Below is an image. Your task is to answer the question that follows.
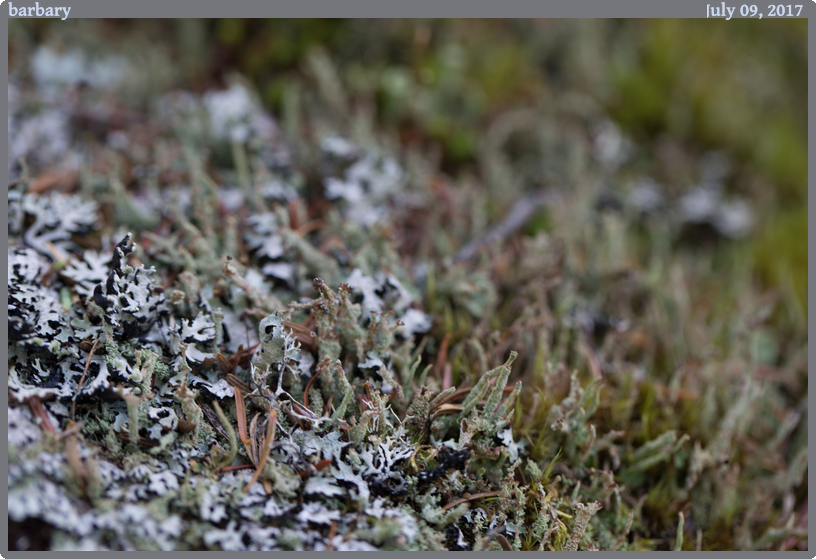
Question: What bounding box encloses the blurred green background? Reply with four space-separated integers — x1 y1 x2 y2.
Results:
9 18 807 308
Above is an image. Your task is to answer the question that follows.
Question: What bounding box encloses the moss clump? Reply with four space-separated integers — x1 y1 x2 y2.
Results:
8 21 806 551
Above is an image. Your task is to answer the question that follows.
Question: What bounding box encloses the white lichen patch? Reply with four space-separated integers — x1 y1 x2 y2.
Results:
322 138 405 226
7 67 531 553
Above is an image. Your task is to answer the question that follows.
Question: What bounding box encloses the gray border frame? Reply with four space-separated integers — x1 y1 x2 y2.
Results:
2 0 816 18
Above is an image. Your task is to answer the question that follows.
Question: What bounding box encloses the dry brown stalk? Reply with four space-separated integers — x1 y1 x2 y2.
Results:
233 386 255 462
242 409 278 494
442 491 502 511
72 338 100 422
29 397 57 435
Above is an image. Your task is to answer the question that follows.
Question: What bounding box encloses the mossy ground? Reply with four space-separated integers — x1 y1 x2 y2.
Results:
7 20 807 551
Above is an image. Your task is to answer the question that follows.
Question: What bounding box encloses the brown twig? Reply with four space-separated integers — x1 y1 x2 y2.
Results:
213 343 259 376
494 534 514 551
249 412 261 466
225 373 252 394
234 386 255 462
442 364 453 392
57 421 85 440
612 509 635 551
296 219 325 236
116 431 160 448
432 385 515 414
215 352 233 375
28 169 79 195
45 241 69 265
283 319 316 351
442 491 502 511
200 402 231 441
431 403 465 416
298 459 333 479
436 332 452 390
326 520 337 551
303 371 319 410
29 397 57 435
72 338 99 422
317 236 352 263
436 386 473 407
454 188 554 263
64 420 86 499
323 393 335 417
220 464 255 473
243 409 277 494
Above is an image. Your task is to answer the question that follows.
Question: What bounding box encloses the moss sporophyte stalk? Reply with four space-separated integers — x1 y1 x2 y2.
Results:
7 23 807 551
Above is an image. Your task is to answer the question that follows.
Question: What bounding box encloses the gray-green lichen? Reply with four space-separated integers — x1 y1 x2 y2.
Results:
7 92 545 550
8 28 806 552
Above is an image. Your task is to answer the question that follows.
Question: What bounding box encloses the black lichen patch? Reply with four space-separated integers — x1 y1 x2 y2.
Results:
9 518 55 551
416 447 471 487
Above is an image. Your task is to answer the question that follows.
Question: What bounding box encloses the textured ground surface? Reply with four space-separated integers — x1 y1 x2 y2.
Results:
7 20 807 551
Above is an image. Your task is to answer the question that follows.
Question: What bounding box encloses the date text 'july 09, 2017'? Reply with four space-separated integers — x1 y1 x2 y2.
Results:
707 2 803 19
